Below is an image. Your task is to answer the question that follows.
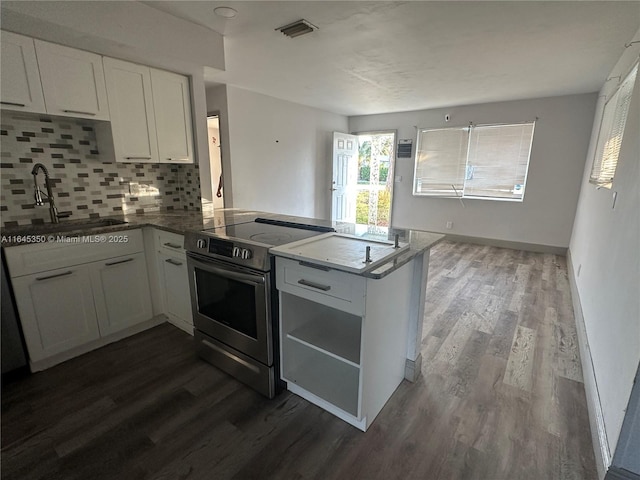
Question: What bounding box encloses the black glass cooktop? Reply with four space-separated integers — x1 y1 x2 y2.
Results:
202 218 334 247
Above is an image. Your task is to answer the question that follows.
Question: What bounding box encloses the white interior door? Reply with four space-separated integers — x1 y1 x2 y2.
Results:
331 132 359 223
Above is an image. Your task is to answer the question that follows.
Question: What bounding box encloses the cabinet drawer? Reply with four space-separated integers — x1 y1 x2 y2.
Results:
276 257 366 316
156 230 185 256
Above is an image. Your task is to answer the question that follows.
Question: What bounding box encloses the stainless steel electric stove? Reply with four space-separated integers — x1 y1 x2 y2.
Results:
184 217 334 397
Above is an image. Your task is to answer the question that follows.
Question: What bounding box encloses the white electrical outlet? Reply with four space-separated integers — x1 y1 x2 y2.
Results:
446 221 453 229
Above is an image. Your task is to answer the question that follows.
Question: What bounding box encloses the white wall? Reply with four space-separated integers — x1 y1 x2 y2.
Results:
213 86 348 218
569 28 640 464
349 94 597 248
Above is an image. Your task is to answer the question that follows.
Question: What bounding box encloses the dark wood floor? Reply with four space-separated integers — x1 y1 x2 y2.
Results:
1 241 597 480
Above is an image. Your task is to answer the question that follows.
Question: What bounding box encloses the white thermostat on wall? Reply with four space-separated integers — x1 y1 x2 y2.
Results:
397 139 413 158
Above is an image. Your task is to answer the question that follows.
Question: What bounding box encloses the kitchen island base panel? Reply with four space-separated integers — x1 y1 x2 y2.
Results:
278 256 414 431
360 260 413 426
286 381 367 431
404 353 423 382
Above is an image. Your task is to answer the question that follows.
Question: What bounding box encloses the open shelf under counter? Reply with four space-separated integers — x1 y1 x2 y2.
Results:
282 336 360 417
276 253 416 432
286 310 361 367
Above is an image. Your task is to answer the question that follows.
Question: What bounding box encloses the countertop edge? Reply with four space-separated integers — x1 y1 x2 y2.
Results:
0 215 200 247
1 213 446 280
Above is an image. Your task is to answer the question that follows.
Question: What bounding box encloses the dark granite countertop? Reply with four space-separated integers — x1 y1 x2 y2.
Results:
1 208 347 245
0 209 263 246
1 209 445 278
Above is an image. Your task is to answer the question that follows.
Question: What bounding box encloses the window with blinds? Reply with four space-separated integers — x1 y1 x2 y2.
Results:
413 127 469 197
413 122 535 201
590 62 638 188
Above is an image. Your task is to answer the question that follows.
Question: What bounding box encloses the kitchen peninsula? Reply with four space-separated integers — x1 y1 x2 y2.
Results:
271 230 439 430
1 208 443 430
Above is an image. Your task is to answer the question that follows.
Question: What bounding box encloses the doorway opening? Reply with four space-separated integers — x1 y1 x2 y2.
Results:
207 115 224 210
355 131 395 236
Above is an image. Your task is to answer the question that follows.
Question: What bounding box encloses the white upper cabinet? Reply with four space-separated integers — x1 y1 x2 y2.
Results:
103 57 159 163
34 40 110 120
151 69 194 164
0 31 46 113
103 57 194 164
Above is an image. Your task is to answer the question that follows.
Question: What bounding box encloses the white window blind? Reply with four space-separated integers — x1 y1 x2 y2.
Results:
590 63 638 188
413 127 468 197
465 123 534 199
413 122 535 201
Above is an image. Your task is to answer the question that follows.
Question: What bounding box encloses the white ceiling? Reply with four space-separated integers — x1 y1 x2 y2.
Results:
147 1 640 116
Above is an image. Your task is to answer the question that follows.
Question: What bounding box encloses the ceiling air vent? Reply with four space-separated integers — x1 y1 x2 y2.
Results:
276 19 318 38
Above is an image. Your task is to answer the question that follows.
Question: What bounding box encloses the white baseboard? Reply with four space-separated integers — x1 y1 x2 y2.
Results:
442 233 568 255
567 250 611 479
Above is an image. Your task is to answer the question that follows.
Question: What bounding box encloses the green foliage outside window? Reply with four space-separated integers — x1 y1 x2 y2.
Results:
356 190 391 226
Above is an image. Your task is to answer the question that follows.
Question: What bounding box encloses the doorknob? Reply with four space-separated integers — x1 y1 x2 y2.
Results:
330 187 337 191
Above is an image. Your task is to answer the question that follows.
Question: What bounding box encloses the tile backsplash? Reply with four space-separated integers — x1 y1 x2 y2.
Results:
0 111 201 227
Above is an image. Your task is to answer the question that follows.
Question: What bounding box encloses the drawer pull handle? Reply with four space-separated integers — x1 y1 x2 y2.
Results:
166 158 189 162
1 101 26 107
163 242 182 249
165 258 183 266
36 271 72 281
125 156 152 160
105 258 134 266
63 109 96 116
298 279 331 291
299 261 330 271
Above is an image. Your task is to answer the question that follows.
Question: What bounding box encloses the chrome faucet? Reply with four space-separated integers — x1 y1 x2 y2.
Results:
31 163 71 224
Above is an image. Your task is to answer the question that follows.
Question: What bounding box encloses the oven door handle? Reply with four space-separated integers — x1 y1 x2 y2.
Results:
188 256 265 286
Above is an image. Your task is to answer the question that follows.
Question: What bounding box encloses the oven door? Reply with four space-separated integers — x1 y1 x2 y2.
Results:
187 252 272 365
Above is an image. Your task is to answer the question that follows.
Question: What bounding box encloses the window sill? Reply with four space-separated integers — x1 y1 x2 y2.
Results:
412 193 524 203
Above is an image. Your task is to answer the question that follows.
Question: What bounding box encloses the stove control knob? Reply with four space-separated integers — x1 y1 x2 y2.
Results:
232 246 241 257
196 239 207 249
241 248 252 260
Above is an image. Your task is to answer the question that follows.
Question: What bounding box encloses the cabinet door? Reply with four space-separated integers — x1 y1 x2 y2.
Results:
104 58 158 163
158 252 193 332
90 252 153 336
34 40 109 120
150 69 194 164
0 31 46 113
11 266 99 363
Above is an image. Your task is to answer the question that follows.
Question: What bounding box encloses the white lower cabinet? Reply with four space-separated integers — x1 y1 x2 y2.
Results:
157 251 193 333
5 229 154 368
11 266 100 363
276 256 414 431
90 252 153 336
154 229 193 334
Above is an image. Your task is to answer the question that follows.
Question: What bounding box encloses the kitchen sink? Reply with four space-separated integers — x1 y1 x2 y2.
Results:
24 218 128 234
